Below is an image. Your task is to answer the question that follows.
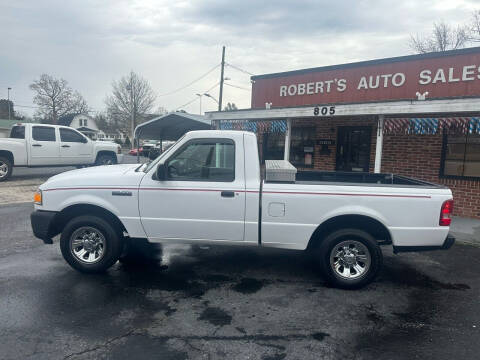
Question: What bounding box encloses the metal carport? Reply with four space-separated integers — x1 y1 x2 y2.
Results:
133 112 212 162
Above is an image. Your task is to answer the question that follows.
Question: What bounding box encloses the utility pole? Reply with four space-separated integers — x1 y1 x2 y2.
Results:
218 46 225 112
7 87 11 120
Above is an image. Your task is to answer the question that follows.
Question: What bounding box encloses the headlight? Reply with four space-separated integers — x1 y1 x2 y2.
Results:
34 189 43 205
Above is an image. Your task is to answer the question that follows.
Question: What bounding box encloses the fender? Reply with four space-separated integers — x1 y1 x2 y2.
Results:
318 205 390 229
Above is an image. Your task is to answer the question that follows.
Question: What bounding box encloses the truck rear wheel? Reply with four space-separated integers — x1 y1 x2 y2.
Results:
316 229 383 289
0 156 12 182
60 215 123 273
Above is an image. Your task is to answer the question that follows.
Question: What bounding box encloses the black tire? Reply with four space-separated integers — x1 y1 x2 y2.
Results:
95 153 117 166
316 229 383 289
0 156 13 182
60 215 123 273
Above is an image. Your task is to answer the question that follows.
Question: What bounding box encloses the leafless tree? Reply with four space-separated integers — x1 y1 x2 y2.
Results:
156 106 168 115
468 10 480 42
409 21 468 53
223 102 238 111
29 74 88 124
105 71 156 138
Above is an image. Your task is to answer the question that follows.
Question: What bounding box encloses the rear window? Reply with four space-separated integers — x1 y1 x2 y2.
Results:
32 126 56 142
10 126 25 139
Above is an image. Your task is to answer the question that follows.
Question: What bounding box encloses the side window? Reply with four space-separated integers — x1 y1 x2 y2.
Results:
60 128 85 143
166 139 235 182
10 126 25 139
32 126 56 142
441 134 480 178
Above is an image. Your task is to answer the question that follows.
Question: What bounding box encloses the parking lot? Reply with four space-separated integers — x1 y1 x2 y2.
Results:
1 164 480 360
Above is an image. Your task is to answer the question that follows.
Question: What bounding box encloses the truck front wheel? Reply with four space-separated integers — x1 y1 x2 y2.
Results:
60 215 123 273
316 229 383 289
95 153 117 166
0 156 12 182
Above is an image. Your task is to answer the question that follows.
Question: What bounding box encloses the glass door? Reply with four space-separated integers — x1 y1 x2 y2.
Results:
336 126 372 172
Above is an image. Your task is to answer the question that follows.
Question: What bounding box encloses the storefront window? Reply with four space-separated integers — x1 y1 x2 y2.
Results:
289 127 315 168
262 132 285 162
441 134 480 178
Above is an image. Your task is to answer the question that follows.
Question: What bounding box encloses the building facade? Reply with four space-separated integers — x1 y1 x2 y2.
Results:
207 47 480 219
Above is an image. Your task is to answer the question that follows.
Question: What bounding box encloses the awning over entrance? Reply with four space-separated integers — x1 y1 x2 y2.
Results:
384 117 480 135
219 119 287 133
134 112 211 141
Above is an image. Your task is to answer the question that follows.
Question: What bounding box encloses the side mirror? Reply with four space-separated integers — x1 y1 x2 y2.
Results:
156 163 167 180
82 137 88 143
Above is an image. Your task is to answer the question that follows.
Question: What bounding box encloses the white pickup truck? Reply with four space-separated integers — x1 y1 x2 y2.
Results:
0 123 123 181
31 130 455 289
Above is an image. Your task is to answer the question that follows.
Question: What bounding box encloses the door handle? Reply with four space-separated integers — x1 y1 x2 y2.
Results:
62 145 71 148
221 191 235 198
32 144 42 147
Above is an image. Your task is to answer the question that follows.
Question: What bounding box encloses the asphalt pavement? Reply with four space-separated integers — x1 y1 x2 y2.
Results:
0 202 479 360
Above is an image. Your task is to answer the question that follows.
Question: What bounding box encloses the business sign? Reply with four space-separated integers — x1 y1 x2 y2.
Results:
251 48 480 109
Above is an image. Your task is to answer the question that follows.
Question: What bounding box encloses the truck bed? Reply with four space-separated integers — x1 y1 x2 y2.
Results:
266 170 444 188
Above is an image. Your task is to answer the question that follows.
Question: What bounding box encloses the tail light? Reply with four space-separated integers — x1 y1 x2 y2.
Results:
117 145 122 154
439 199 453 226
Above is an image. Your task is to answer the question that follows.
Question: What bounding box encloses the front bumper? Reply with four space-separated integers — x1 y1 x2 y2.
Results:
31 210 58 244
393 234 456 253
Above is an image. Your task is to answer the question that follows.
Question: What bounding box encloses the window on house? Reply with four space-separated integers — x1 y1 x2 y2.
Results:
289 126 316 168
441 134 480 178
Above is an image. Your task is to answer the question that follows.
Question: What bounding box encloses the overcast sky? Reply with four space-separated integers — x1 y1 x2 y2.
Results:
1 0 479 117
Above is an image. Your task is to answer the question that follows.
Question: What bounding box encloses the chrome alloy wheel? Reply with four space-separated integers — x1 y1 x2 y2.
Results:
0 161 8 179
70 226 106 264
329 240 371 280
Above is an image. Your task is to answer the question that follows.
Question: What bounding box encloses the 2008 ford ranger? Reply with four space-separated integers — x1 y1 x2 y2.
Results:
31 130 455 289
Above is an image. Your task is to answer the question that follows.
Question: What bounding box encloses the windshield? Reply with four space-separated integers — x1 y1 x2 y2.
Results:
143 135 184 173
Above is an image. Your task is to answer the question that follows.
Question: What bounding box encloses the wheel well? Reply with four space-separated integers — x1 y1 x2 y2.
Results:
95 151 116 161
0 150 14 165
307 215 392 250
53 204 126 236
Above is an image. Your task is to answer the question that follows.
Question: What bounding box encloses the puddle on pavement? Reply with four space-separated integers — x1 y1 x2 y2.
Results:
198 307 232 326
232 278 265 294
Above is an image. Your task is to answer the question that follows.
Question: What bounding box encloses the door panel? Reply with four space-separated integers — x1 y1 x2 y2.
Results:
29 126 60 166
139 138 246 242
59 128 93 165
336 126 372 172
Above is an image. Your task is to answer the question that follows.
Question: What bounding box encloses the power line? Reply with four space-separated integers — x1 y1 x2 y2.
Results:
224 82 250 91
158 64 220 97
225 62 255 76
175 82 220 111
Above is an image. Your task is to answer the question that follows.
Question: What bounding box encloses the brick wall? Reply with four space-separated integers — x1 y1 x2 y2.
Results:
381 133 480 219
